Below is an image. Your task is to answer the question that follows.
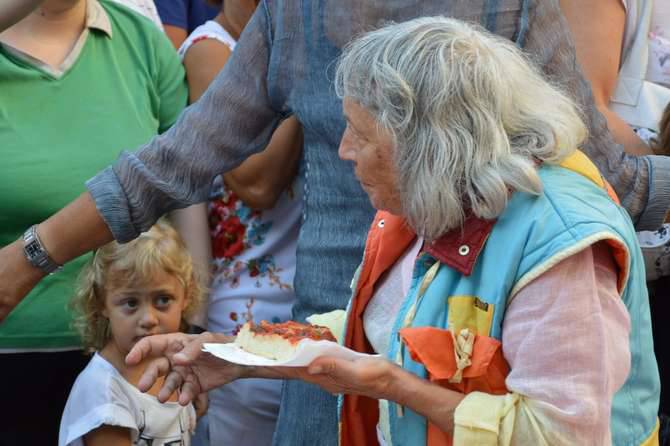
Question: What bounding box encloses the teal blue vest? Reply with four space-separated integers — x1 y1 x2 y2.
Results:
373 165 659 445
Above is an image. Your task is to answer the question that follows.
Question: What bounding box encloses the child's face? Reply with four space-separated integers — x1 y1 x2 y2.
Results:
102 269 189 355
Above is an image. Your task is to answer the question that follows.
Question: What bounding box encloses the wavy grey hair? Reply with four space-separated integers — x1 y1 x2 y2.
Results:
335 17 587 241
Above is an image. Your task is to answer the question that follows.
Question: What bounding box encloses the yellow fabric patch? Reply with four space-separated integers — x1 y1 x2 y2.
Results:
558 150 605 188
640 419 660 446
447 296 495 336
454 391 519 445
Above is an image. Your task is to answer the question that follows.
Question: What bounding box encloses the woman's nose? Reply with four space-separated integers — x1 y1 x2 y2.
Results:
338 130 356 161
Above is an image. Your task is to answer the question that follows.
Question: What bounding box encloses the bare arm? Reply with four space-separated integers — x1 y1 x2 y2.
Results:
127 331 464 433
223 119 302 210
182 38 302 210
163 24 187 50
0 193 112 321
84 425 132 446
169 203 211 329
560 0 651 155
0 0 44 33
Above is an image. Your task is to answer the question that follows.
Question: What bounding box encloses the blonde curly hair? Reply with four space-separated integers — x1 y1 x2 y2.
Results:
71 220 205 351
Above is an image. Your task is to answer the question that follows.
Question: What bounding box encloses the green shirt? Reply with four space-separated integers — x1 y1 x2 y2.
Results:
0 0 188 350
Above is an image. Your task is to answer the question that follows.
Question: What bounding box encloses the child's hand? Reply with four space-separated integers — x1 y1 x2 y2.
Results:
126 332 249 406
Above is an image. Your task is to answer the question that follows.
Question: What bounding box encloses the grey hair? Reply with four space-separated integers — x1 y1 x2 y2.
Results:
335 17 587 241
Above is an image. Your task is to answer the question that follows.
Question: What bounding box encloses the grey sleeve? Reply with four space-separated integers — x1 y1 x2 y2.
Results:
87 2 281 242
523 0 669 230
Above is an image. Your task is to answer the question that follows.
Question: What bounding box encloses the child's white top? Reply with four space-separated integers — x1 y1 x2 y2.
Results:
178 20 238 58
59 353 196 446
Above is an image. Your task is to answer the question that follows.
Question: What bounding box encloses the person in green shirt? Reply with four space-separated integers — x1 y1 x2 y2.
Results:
0 0 44 33
0 0 187 442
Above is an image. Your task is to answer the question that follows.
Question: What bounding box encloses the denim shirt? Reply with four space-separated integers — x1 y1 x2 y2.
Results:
86 1 670 444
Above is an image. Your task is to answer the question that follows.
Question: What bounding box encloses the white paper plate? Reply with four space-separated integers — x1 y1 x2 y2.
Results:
202 339 378 367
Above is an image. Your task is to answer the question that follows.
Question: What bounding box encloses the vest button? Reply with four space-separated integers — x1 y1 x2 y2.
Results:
458 245 470 256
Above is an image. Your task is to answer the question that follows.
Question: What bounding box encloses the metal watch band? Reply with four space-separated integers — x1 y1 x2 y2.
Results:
23 225 62 274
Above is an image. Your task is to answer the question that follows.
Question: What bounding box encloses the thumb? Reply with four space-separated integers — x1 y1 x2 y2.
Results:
308 356 352 376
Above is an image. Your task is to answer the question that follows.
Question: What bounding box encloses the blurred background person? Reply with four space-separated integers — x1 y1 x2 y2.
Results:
155 0 217 49
560 0 670 155
0 0 187 442
112 0 163 29
171 0 303 444
0 0 44 33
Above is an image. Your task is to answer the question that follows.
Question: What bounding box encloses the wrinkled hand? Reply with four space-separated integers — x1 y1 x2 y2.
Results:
126 332 248 406
282 356 400 401
0 240 45 322
193 392 209 418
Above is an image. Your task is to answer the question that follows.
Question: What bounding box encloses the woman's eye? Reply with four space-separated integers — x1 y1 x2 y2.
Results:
349 126 367 142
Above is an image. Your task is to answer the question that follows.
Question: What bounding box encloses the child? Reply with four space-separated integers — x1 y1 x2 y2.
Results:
59 221 205 446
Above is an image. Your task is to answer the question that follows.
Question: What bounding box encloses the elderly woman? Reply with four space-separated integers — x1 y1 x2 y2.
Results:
80 16 666 446
126 16 658 445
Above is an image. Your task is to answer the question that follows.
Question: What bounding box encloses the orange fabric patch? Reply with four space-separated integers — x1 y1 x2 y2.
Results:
603 239 630 293
399 327 510 446
399 327 509 393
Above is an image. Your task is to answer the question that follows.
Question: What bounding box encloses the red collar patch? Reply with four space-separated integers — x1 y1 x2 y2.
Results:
423 215 496 276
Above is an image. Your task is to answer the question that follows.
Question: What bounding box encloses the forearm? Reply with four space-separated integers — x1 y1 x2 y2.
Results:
598 104 652 156
169 204 212 328
169 204 212 277
223 117 303 210
0 192 112 321
39 193 113 265
0 0 44 32
389 366 465 434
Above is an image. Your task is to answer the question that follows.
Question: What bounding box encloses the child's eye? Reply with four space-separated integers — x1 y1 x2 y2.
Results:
155 295 173 308
121 298 138 310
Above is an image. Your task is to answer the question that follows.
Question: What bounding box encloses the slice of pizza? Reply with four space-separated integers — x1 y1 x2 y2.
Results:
234 320 337 361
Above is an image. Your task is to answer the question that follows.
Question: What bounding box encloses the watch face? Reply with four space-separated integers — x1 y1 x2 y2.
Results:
25 242 42 258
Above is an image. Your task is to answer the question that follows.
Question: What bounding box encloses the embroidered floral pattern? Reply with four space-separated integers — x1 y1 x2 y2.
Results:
648 26 670 87
228 298 257 335
208 177 292 290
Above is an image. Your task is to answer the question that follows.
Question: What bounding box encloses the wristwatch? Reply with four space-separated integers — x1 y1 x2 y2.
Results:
23 225 62 274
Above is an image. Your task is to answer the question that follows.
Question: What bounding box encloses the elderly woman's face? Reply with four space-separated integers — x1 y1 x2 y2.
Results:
339 98 402 214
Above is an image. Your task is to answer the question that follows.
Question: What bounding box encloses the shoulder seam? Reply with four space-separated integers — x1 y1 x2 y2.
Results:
508 231 629 303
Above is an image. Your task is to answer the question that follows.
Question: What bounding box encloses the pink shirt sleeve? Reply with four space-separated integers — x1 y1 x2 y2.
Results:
501 242 631 444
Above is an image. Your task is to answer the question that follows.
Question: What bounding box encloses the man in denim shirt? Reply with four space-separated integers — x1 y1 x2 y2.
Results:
2 1 669 445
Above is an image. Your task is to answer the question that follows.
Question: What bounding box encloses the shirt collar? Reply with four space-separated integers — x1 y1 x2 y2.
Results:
87 0 113 38
423 214 497 276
